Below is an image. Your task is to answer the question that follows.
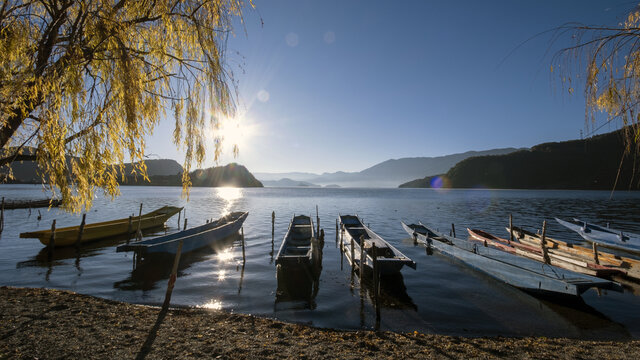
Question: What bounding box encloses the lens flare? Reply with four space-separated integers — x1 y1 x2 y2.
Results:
429 175 451 191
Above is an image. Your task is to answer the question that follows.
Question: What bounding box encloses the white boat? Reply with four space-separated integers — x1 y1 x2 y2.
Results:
339 215 415 275
556 218 640 255
402 221 621 297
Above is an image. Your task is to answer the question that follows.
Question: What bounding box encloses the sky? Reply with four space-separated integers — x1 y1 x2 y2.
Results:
146 0 637 174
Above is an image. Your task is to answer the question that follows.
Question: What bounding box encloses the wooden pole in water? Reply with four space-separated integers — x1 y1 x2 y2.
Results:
162 240 183 310
48 219 56 256
75 213 86 248
177 209 181 229
183 218 188 231
540 220 550 264
508 214 513 244
0 197 4 233
241 227 246 264
350 238 355 273
592 242 600 265
359 235 365 274
451 223 456 238
271 211 275 235
372 243 380 322
135 203 143 241
316 205 320 236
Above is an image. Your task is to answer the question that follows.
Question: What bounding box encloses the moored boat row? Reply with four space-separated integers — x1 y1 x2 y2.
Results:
14 202 640 301
402 222 622 297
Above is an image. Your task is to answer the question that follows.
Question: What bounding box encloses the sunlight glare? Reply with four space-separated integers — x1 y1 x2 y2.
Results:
217 248 235 263
200 299 223 310
216 187 243 202
217 269 227 282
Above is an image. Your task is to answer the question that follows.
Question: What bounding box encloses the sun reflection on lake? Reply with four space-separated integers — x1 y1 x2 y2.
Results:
216 187 243 215
217 269 227 282
200 299 223 310
216 248 235 263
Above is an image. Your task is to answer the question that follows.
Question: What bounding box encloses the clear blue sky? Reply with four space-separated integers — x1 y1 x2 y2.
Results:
146 0 635 174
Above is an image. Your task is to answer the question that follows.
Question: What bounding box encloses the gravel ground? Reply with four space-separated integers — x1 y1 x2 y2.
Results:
1 286 639 359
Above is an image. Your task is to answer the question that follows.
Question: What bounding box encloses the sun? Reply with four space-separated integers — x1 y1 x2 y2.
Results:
211 113 255 156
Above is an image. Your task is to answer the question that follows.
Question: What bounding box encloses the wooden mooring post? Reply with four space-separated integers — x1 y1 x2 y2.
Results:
75 214 87 249
359 235 365 276
183 217 188 231
162 240 183 309
177 209 181 229
271 211 275 235
592 242 600 265
0 197 4 233
508 214 513 244
135 203 143 241
47 219 56 257
451 223 456 238
350 238 355 273
372 243 381 323
316 205 320 236
241 227 246 264
540 220 550 264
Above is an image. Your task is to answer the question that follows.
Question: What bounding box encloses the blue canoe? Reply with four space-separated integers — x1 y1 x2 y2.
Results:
401 221 621 297
556 218 640 255
117 211 248 255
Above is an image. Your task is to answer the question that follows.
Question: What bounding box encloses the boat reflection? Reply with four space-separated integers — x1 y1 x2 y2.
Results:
361 271 417 310
113 233 241 291
16 226 169 270
275 236 324 310
538 295 631 339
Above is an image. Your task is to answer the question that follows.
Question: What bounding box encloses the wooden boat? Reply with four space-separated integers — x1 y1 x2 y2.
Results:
402 222 621 297
467 228 622 277
20 206 182 246
339 215 415 275
556 218 640 255
275 215 317 267
508 225 640 281
117 211 248 255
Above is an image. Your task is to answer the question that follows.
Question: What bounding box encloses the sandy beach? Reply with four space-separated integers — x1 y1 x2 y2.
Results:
1 286 639 359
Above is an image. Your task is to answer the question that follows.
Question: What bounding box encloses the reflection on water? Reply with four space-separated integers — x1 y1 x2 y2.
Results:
200 299 223 310
275 236 324 310
216 187 243 215
113 234 240 292
2 185 640 338
362 272 416 310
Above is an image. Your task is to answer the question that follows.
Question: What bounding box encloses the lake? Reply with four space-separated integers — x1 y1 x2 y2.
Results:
1 184 640 339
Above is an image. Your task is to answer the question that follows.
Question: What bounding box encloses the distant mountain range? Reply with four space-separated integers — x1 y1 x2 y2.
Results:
2 156 262 188
261 178 320 187
255 148 522 187
399 128 639 190
122 163 263 187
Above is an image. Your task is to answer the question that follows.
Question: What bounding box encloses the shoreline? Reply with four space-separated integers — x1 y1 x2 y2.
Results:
2 287 640 359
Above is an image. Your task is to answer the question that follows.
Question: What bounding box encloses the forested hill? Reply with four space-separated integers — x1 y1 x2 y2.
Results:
121 163 263 187
399 129 640 190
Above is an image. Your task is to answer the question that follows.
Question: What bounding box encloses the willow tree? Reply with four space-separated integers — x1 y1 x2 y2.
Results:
0 0 247 211
554 5 640 159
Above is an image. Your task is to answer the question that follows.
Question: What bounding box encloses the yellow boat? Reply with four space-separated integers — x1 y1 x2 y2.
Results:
20 206 182 247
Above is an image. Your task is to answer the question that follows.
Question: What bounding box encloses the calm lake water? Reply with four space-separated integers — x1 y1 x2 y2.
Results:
1 184 640 339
